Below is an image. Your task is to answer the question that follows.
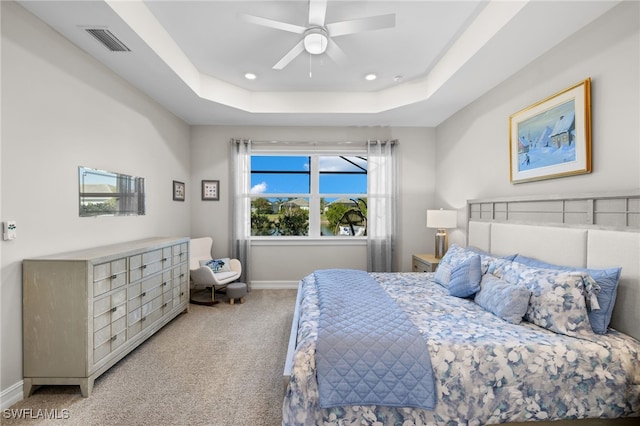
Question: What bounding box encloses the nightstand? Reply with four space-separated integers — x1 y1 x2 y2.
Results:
412 254 440 272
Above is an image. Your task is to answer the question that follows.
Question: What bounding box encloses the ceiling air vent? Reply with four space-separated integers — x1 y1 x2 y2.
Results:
85 28 131 52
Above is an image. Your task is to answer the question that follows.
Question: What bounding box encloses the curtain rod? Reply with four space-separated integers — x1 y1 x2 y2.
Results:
230 138 397 146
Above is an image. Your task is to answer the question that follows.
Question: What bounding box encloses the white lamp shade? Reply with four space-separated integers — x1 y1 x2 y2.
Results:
426 209 457 229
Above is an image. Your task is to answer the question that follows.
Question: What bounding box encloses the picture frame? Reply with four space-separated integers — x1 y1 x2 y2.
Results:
509 78 592 184
173 180 185 201
201 180 220 201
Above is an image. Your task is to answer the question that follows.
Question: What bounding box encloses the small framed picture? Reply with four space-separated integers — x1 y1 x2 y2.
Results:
202 180 220 201
173 180 185 201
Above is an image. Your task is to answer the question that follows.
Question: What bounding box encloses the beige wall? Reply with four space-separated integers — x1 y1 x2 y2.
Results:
436 2 640 247
1 2 191 398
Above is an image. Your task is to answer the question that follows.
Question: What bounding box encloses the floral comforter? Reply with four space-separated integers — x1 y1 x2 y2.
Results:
283 272 640 425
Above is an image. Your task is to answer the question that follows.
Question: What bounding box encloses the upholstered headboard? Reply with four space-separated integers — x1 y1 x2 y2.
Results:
467 192 640 341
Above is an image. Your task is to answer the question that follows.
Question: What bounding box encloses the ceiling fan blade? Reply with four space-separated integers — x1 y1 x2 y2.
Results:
240 14 306 34
273 40 306 69
326 13 396 37
325 39 347 65
308 0 328 26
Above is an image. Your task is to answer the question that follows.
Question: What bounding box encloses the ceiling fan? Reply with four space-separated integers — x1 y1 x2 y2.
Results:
241 0 395 70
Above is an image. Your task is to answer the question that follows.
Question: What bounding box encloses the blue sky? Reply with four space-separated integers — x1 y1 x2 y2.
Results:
250 155 367 195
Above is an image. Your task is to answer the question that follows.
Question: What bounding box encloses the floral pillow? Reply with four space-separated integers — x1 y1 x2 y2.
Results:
433 244 478 288
200 258 231 273
512 255 620 335
490 261 599 338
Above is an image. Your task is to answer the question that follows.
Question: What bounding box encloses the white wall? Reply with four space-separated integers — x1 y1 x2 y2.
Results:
1 2 191 403
189 125 437 283
436 1 640 247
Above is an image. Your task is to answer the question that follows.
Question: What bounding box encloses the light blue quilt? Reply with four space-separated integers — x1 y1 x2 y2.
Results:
314 269 436 410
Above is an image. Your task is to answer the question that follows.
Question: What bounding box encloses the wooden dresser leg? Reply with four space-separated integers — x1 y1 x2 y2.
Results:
23 378 34 397
79 378 94 398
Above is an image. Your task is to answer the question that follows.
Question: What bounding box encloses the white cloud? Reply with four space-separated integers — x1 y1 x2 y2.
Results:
250 181 267 194
319 156 367 172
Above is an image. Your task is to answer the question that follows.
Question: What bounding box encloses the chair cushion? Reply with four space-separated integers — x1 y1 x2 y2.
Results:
213 271 239 281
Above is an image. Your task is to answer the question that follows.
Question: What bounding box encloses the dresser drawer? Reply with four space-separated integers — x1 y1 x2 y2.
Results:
173 264 188 285
162 247 173 268
93 316 127 364
93 258 127 297
173 281 188 306
172 243 188 265
142 304 163 329
93 289 127 330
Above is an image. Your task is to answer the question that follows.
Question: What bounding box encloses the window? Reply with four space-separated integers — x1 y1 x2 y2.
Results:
250 154 367 237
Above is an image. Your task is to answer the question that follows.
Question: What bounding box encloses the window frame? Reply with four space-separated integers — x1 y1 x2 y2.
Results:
249 148 368 240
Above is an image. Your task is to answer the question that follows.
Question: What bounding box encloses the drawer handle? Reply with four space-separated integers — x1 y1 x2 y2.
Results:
141 292 146 297
162 258 168 262
163 303 167 308
111 307 117 313
111 274 117 279
163 282 168 286
180 292 184 296
111 335 117 342
141 317 146 322
180 273 185 278
142 264 147 269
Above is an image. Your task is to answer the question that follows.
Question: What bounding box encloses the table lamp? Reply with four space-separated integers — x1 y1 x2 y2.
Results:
426 209 457 259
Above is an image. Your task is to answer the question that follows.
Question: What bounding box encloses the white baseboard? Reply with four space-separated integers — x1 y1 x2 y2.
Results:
1 380 24 410
250 281 299 290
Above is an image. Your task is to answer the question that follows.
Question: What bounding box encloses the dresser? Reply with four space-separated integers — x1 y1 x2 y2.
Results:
22 237 189 397
411 254 440 272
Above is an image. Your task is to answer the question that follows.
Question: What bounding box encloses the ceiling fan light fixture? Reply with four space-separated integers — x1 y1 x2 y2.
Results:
303 27 328 55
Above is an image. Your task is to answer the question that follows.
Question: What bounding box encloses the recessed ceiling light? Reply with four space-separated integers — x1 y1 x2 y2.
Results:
244 72 257 80
365 73 377 81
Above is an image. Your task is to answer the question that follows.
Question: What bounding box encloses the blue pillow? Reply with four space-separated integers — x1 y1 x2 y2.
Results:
512 255 621 334
474 274 531 324
433 244 477 288
448 254 482 298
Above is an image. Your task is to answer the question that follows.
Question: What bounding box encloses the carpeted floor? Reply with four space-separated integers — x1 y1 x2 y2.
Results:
5 289 298 426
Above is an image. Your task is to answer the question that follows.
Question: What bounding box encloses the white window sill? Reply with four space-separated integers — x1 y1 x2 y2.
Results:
251 237 366 246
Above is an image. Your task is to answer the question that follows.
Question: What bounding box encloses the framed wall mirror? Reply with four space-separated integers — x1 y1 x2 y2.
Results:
79 166 146 217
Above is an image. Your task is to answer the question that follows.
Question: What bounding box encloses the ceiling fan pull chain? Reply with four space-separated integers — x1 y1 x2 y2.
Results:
309 53 313 78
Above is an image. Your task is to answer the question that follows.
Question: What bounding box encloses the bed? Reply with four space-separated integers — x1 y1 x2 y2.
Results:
282 193 640 425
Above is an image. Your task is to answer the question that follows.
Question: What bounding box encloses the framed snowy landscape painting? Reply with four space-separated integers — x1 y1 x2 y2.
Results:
509 78 592 183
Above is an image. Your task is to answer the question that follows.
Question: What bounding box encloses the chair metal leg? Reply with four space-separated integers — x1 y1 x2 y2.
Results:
189 287 219 306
